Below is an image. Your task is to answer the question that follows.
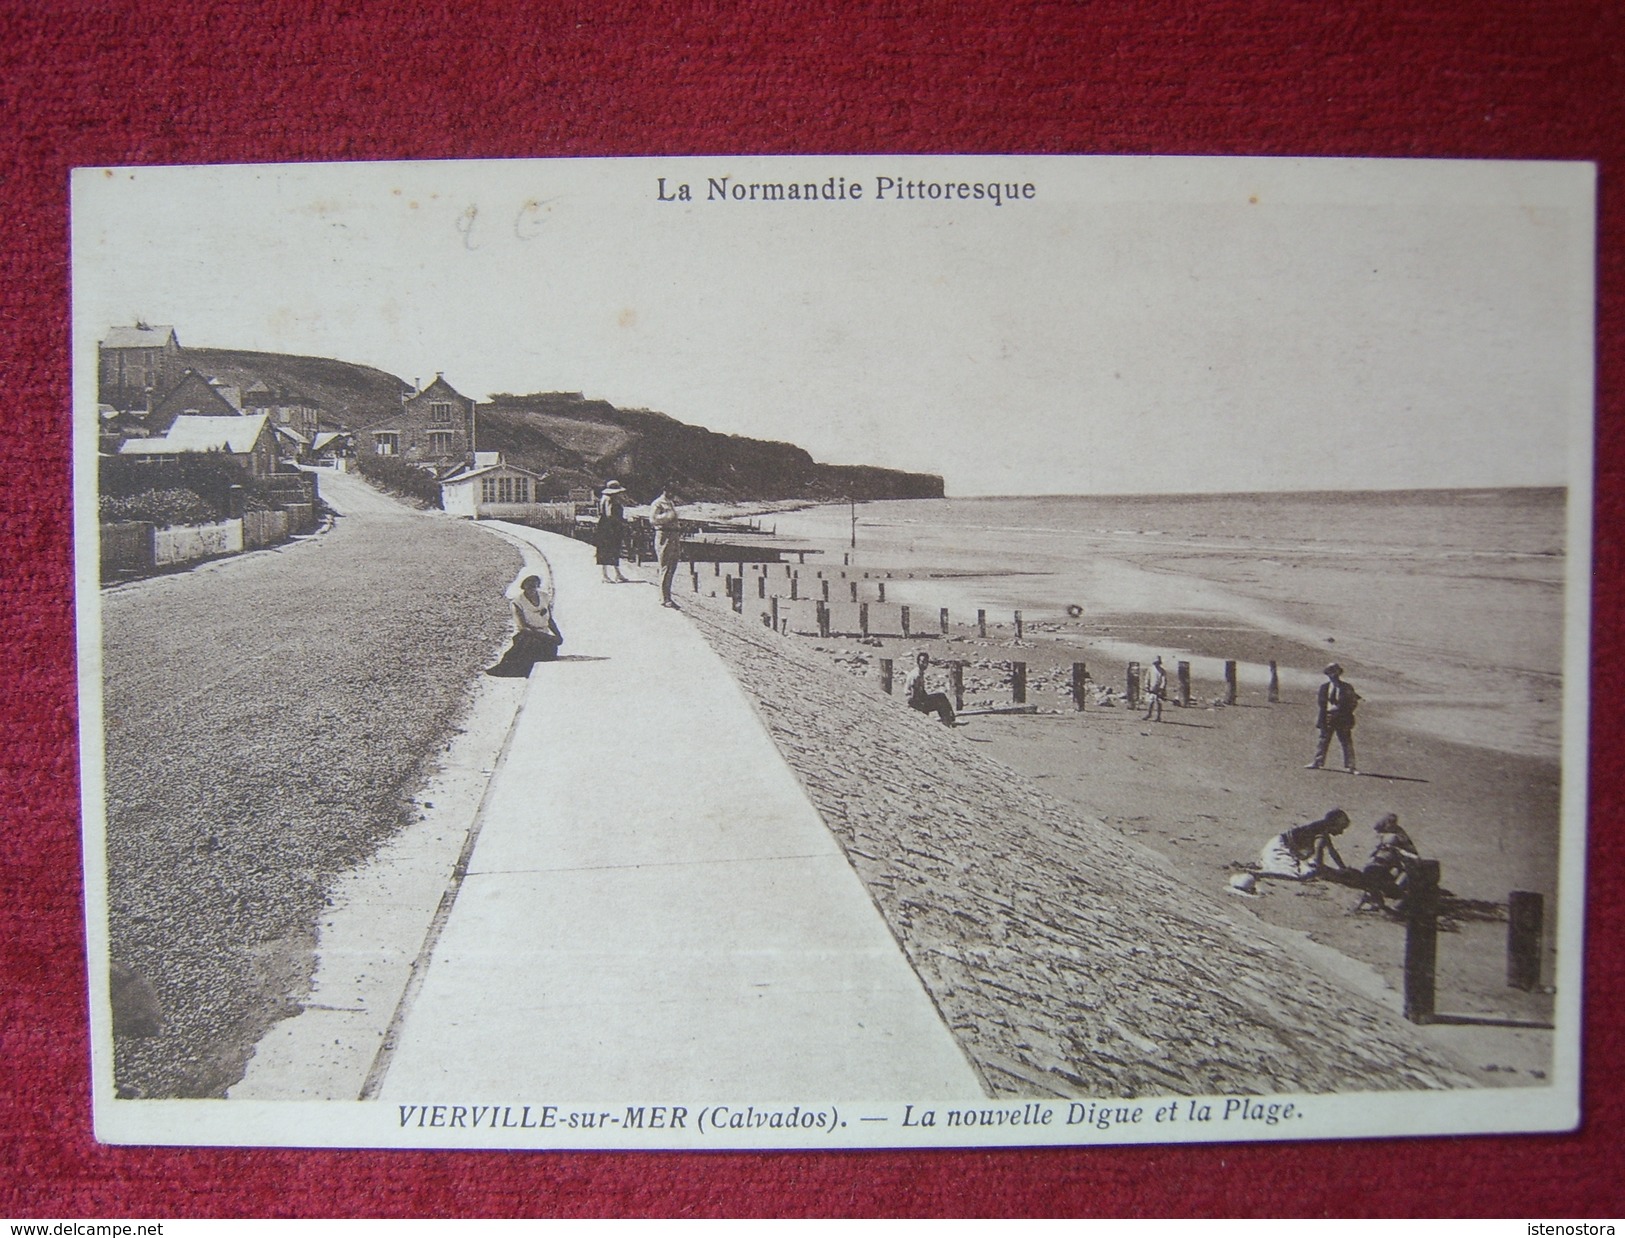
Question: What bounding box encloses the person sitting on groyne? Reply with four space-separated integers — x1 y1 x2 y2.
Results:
487 557 563 677
905 651 957 726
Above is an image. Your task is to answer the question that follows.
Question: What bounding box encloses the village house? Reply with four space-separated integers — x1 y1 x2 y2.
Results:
241 382 322 439
440 453 565 520
99 323 183 411
118 413 277 479
366 373 476 469
144 368 244 434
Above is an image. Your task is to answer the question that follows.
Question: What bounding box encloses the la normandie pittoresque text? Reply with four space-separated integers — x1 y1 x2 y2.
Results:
657 174 1038 207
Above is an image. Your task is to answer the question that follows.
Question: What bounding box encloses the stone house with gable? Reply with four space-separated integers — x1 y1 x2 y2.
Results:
99 323 183 411
366 373 477 469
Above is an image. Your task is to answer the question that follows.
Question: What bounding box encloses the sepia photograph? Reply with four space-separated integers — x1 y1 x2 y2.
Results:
71 155 1594 1150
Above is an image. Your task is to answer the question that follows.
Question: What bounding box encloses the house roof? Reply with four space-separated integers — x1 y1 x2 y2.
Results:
121 413 270 456
312 431 352 452
102 324 178 349
442 462 548 485
273 425 310 446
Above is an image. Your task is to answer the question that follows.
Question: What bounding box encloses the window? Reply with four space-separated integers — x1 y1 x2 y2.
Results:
427 431 456 455
375 432 398 456
430 401 454 424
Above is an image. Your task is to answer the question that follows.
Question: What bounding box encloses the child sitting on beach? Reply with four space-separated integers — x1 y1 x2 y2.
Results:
1354 812 1423 913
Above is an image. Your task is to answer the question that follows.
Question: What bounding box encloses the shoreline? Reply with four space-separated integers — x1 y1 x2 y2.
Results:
673 551 1560 1084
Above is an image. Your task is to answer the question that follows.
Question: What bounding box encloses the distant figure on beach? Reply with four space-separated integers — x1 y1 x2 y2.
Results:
1256 808 1353 880
905 651 956 726
595 480 629 583
1355 812 1423 913
487 558 563 677
1306 662 1360 774
651 485 683 608
1142 656 1167 722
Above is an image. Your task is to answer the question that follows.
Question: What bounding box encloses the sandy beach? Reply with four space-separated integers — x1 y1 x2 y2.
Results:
681 491 1569 1081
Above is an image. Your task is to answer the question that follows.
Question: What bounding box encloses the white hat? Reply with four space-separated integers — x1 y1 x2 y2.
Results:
601 480 627 495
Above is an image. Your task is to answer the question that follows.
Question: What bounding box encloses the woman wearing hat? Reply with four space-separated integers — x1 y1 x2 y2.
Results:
595 480 629 583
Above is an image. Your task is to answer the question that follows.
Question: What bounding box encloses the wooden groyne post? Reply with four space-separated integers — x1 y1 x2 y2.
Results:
1072 662 1087 711
900 606 911 636
817 601 830 638
849 581 858 602
879 657 893 695
1177 661 1191 707
770 595 779 631
1012 662 1027 705
977 609 987 639
1014 611 1023 639
859 603 870 637
1224 660 1238 705
1126 661 1141 710
939 607 949 635
949 661 964 711
1403 860 1442 1023
1507 891 1544 991
1268 660 1280 703
878 582 886 602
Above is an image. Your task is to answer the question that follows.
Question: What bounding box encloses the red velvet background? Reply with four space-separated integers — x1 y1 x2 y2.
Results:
2 0 1619 1218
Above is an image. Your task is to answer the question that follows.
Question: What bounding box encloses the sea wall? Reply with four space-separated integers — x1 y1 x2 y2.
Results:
686 600 1476 1098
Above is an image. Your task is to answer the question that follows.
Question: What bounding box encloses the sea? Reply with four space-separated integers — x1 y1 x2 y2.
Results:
760 488 1573 760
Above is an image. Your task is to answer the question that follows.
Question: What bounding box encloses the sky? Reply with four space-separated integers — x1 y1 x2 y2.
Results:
72 156 1595 496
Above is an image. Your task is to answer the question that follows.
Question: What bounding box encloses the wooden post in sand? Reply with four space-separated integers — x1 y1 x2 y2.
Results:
821 579 831 602
1012 662 1027 705
878 582 886 602
770 595 779 631
1404 860 1442 1023
1177 661 1191 707
790 577 799 601
940 608 949 635
758 575 766 599
850 581 859 602
901 606 911 636
1268 660 1280 703
949 661 964 711
714 561 721 576
859 603 870 637
977 609 987 638
1072 662 1087 711
1224 661 1238 705
817 601 830 639
1126 661 1141 709
1014 611 1023 639
879 658 893 694
1507 891 1544 991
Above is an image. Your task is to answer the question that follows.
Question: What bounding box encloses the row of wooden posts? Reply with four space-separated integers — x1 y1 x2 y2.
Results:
700 562 1287 709
1403 866 1552 1025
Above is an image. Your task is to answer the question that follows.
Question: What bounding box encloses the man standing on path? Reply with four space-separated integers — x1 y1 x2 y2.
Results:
1142 656 1167 722
905 651 956 726
1307 661 1360 774
651 485 683 609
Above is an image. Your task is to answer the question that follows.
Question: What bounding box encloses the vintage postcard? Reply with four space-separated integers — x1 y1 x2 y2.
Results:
72 155 1594 1149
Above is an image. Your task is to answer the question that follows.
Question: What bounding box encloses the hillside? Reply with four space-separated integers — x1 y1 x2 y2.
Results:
181 348 412 429
176 349 945 502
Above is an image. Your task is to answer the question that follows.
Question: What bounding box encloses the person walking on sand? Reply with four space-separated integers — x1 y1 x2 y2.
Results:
1307 661 1360 774
1143 656 1168 722
651 485 683 608
1256 808 1354 880
487 557 563 677
595 480 629 583
905 650 957 726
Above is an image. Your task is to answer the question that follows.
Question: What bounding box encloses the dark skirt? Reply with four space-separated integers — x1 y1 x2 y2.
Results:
486 627 562 677
594 517 623 565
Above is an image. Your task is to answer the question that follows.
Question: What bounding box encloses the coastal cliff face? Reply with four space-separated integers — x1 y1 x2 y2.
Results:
683 597 1476 1099
175 350 945 502
478 392 944 502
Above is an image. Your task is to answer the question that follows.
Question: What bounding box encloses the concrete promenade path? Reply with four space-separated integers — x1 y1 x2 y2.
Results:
373 524 984 1102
